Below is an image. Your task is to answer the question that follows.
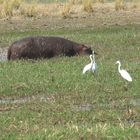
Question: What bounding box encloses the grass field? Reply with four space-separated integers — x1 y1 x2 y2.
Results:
0 0 140 138
0 24 140 139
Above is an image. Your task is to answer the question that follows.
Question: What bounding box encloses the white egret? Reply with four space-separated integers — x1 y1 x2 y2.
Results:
82 54 93 74
115 61 132 82
82 51 97 74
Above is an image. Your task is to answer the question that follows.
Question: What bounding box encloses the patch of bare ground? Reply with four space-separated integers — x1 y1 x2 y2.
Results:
0 2 140 32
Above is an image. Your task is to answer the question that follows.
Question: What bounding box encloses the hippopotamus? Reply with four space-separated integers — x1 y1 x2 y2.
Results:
7 36 93 60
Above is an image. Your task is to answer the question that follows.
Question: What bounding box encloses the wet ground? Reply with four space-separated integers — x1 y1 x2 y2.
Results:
0 95 139 128
0 94 139 127
0 94 139 110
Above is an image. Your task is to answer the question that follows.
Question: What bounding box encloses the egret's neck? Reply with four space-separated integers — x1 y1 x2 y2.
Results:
90 55 93 63
118 62 121 72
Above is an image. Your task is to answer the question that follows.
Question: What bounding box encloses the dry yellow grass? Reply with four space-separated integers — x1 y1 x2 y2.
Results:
96 0 104 3
0 0 3 4
82 0 93 12
0 0 140 19
0 0 49 18
115 0 125 11
69 0 76 4
61 3 72 18
0 0 22 17
20 3 38 17
69 0 82 4
131 0 140 9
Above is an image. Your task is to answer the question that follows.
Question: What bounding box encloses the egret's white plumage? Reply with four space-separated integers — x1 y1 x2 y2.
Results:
82 51 97 74
91 51 97 73
115 61 132 82
82 54 93 74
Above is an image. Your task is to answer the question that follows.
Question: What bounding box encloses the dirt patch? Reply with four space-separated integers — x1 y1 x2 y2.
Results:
0 3 140 32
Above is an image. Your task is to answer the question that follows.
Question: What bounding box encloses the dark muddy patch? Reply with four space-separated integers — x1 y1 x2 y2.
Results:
73 98 140 112
1 95 140 109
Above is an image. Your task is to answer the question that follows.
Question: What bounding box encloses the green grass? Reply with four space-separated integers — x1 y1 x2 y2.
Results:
0 25 140 139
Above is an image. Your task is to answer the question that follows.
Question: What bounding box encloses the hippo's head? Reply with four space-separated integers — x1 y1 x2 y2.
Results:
77 44 92 55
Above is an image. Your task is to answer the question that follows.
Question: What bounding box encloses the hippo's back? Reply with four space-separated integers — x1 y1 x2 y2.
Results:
8 36 79 60
8 36 94 60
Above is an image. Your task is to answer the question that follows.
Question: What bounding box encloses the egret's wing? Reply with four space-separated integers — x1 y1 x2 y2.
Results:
121 69 132 82
83 63 92 74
